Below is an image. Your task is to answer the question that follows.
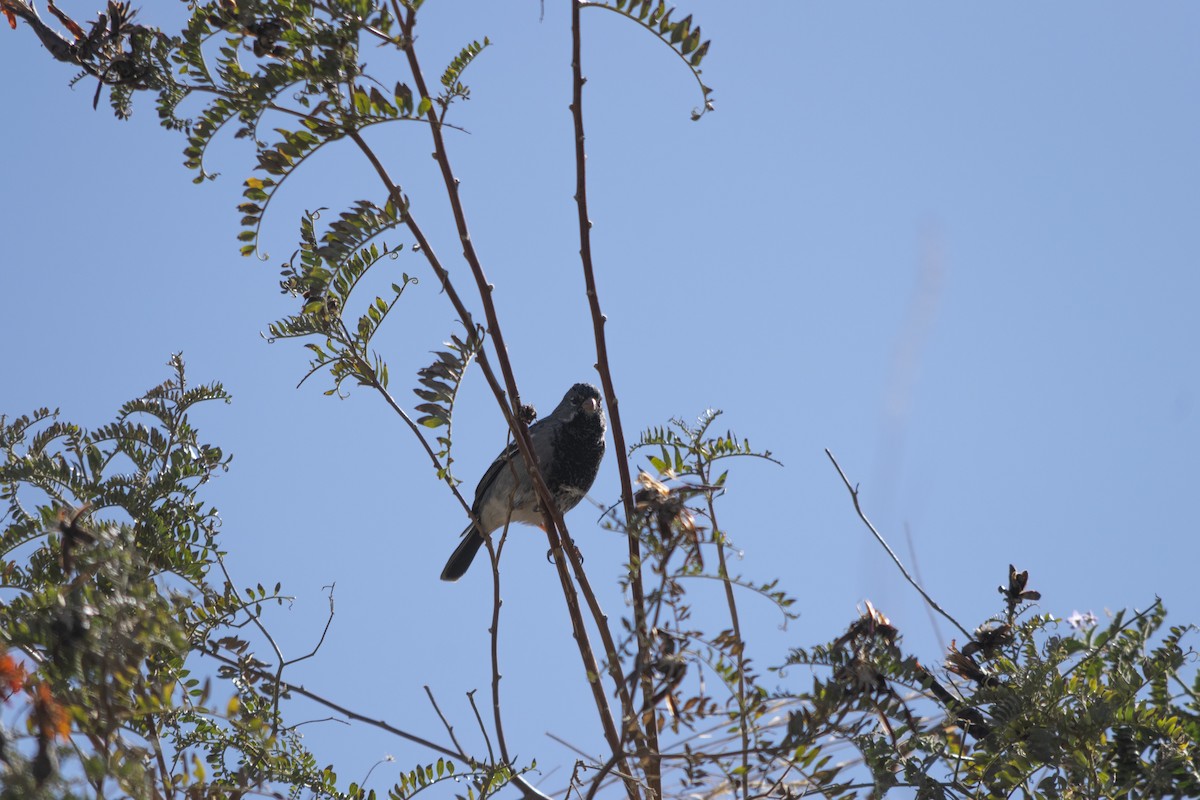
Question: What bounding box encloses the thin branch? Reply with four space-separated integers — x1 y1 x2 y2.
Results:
358 351 475 519
703 459 749 799
570 2 657 790
559 542 638 734
425 685 468 760
287 716 350 729
584 749 644 800
905 522 947 654
361 756 397 789
467 689 496 767
566 760 588 800
205 639 554 800
389 9 635 791
578 1 712 119
824 449 972 641
214 551 289 737
143 719 175 800
283 582 336 666
198 643 460 760
343 128 509 525
1060 599 1162 680
350 123 631 777
489 520 514 769
545 731 598 763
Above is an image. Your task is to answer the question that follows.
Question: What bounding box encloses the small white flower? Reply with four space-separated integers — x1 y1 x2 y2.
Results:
1066 610 1097 630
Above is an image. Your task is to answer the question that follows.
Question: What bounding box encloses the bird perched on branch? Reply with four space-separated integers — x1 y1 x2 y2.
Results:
440 383 606 582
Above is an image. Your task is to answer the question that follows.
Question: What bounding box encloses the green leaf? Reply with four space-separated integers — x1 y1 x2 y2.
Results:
412 330 483 478
584 1 715 119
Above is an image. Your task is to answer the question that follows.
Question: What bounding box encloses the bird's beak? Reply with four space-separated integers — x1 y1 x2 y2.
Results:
582 397 600 416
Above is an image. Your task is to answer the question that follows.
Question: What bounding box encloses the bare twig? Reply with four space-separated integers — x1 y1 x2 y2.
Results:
202 643 550 800
357 354 475 519
824 449 971 640
199 644 460 759
425 685 467 758
488 518 514 767
214 552 289 736
361 756 397 788
566 760 589 800
285 582 336 666
546 731 597 763
905 522 947 653
584 749 644 800
466 689 496 767
569 0 656 787
703 461 749 798
288 716 350 729
342 131 532 532
386 8 635 790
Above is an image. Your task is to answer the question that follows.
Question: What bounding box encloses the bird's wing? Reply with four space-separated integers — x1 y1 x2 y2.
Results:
472 406 568 512
472 439 521 511
527 411 562 470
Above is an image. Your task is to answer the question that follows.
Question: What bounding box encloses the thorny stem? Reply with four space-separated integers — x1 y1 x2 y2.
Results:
145 723 175 800
356 347 475 518
488 520 514 768
200 644 457 758
345 130 525 537
703 458 750 799
570 0 657 791
559 538 637 726
424 685 468 760
825 449 972 640
467 690 496 772
214 552 287 737
584 749 645 800
359 12 636 791
199 645 552 800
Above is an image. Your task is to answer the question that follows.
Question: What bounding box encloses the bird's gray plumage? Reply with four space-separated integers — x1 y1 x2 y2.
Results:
440 383 606 582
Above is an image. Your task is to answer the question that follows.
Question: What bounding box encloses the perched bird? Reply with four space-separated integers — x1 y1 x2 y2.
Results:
440 383 606 582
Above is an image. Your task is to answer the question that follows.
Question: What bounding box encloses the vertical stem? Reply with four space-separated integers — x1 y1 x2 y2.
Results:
487 532 513 768
385 8 638 793
705 457 749 799
569 2 659 796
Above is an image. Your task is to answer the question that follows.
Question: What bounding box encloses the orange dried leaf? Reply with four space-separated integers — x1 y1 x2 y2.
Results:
3 7 16 30
0 650 25 695
32 682 71 740
45 0 84 39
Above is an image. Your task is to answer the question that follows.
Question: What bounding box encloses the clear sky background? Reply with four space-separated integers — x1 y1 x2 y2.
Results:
2 1 1199 794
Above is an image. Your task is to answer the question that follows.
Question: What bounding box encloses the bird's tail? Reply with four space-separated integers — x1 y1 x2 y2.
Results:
440 525 485 582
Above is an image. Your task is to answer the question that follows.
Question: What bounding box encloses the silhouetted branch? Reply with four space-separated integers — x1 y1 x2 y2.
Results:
825 448 971 640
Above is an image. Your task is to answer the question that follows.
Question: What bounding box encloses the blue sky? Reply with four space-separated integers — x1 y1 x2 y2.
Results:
2 1 1199 793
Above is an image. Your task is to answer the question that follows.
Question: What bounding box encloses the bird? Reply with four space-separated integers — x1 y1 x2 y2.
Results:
440 383 607 582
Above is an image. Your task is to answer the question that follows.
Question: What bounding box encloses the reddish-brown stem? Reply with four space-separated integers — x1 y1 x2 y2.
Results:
200 644 458 758
200 643 552 800
705 461 749 799
345 127 520 488
349 345 475 519
363 11 635 789
570 1 659 794
488 521 513 769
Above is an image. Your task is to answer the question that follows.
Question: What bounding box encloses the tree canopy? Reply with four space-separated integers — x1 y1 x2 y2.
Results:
2 2 1199 799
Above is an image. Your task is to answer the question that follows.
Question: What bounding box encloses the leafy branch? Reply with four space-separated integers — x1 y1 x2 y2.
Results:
582 0 713 119
413 331 483 484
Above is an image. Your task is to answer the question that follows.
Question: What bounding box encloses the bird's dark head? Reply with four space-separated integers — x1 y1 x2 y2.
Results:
555 383 604 427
